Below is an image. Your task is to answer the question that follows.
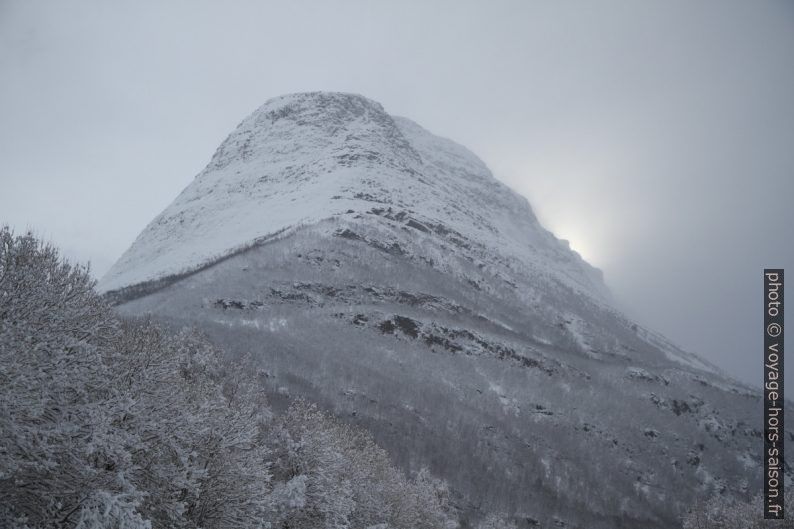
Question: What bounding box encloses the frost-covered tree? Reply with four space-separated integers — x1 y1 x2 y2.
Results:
0 227 130 526
267 401 457 529
108 320 272 528
0 228 271 527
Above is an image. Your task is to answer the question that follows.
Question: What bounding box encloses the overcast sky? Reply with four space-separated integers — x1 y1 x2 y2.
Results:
1 0 792 387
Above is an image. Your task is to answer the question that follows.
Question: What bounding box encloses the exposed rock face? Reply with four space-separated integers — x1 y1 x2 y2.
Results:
102 92 776 528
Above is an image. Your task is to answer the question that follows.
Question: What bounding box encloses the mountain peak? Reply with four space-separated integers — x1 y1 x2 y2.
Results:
207 91 420 173
99 93 608 304
260 91 386 115
258 91 388 120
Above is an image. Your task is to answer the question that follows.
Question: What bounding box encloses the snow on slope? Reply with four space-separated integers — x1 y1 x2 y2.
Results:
98 92 608 303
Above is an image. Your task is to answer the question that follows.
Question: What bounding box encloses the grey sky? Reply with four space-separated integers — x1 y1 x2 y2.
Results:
1 0 792 387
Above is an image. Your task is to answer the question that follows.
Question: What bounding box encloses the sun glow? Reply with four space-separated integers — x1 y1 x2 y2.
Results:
556 229 597 266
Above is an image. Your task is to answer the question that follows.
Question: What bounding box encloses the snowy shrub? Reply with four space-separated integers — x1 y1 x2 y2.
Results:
682 489 794 529
72 489 150 529
475 513 518 529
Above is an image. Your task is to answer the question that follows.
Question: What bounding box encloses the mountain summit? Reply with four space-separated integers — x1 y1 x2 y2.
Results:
103 93 772 528
99 92 607 302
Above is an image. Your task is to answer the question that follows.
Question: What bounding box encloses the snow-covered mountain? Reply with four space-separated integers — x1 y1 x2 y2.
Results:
100 93 608 304
102 92 777 528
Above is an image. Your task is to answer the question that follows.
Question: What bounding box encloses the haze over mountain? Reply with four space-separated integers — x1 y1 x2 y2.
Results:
101 92 780 528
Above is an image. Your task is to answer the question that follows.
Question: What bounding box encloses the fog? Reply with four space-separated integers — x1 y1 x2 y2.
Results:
1 0 792 387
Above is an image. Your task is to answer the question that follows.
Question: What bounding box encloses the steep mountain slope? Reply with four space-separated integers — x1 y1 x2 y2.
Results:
101 92 778 528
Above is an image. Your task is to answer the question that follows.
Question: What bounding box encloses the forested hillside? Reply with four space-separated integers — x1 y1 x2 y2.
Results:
0 226 458 529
